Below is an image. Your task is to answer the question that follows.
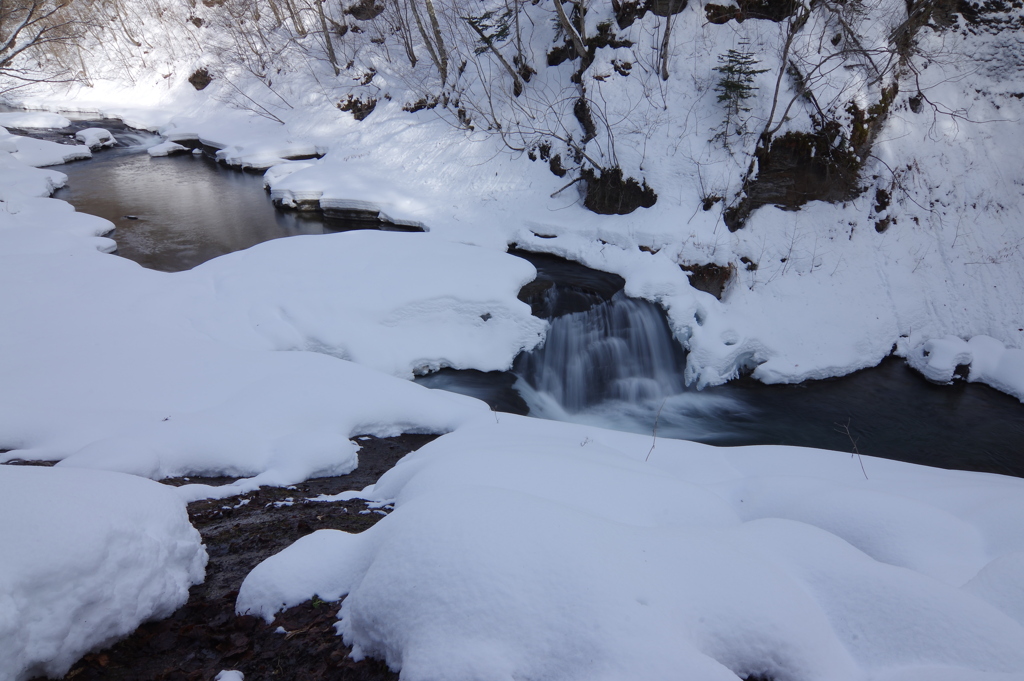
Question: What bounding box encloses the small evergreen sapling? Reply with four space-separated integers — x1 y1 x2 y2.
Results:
713 45 768 144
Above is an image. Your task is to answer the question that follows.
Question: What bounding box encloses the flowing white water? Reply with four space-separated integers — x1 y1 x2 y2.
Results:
512 289 751 441
515 290 687 411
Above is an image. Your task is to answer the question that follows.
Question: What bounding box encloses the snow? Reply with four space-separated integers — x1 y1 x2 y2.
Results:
0 127 91 167
0 198 538 487
146 140 188 156
22 8 1018 398
214 139 321 170
214 671 244 681
173 230 546 377
239 415 1024 681
907 335 1024 401
0 112 71 129
0 148 67 200
133 1 1019 399
74 128 116 150
0 465 206 681
0 0 1022 676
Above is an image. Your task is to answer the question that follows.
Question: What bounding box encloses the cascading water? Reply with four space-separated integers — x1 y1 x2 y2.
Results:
510 282 747 441
514 289 687 412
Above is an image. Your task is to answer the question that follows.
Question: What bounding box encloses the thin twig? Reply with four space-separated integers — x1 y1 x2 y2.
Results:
835 418 868 479
646 399 667 462
550 176 583 198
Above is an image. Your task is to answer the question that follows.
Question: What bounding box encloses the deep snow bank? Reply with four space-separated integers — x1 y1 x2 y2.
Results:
239 415 1024 681
0 179 542 488
171 230 546 378
0 147 68 200
0 465 206 681
0 126 91 167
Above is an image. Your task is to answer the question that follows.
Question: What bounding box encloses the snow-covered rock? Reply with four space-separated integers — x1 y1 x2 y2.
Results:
147 140 189 156
214 139 320 170
75 127 116 150
907 335 1024 401
0 465 206 681
173 230 546 378
0 149 67 200
214 671 244 681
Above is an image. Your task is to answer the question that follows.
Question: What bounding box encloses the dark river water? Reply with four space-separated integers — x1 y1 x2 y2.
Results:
50 133 1024 478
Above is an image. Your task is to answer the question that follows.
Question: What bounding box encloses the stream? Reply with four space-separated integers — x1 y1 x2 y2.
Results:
45 125 1024 478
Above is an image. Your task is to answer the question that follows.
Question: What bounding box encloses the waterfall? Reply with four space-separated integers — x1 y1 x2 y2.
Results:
514 290 688 412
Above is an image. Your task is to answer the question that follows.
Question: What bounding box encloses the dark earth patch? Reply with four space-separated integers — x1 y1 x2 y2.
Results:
510 247 626 318
681 262 735 299
188 69 212 91
581 166 657 215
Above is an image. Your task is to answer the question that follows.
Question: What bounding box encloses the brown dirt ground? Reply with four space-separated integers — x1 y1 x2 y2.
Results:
26 433 439 681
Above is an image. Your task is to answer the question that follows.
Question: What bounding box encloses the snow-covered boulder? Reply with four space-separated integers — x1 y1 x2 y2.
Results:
172 230 547 379
0 465 206 681
215 140 320 170
75 127 116 150
0 214 513 488
147 140 189 156
907 335 1024 401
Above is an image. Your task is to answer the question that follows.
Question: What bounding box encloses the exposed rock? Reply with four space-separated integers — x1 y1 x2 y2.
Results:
511 248 626 318
188 68 212 91
338 95 377 121
650 0 688 16
724 123 862 230
706 3 741 23
705 0 797 22
724 86 897 230
581 167 657 215
345 0 385 20
681 262 735 299
613 0 649 27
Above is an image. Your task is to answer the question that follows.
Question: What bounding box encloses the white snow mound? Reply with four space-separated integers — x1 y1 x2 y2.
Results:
7 134 91 167
147 140 189 156
75 128 116 150
0 207 522 486
239 416 1024 681
907 335 1024 401
173 230 547 378
0 466 206 681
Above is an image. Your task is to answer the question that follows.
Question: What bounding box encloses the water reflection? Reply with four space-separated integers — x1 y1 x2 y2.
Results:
53 145 326 272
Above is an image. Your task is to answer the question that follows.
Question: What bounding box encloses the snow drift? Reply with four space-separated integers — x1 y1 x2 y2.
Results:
0 466 206 681
239 415 1024 681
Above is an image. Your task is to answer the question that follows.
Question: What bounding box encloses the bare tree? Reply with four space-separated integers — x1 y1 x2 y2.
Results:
0 0 88 89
